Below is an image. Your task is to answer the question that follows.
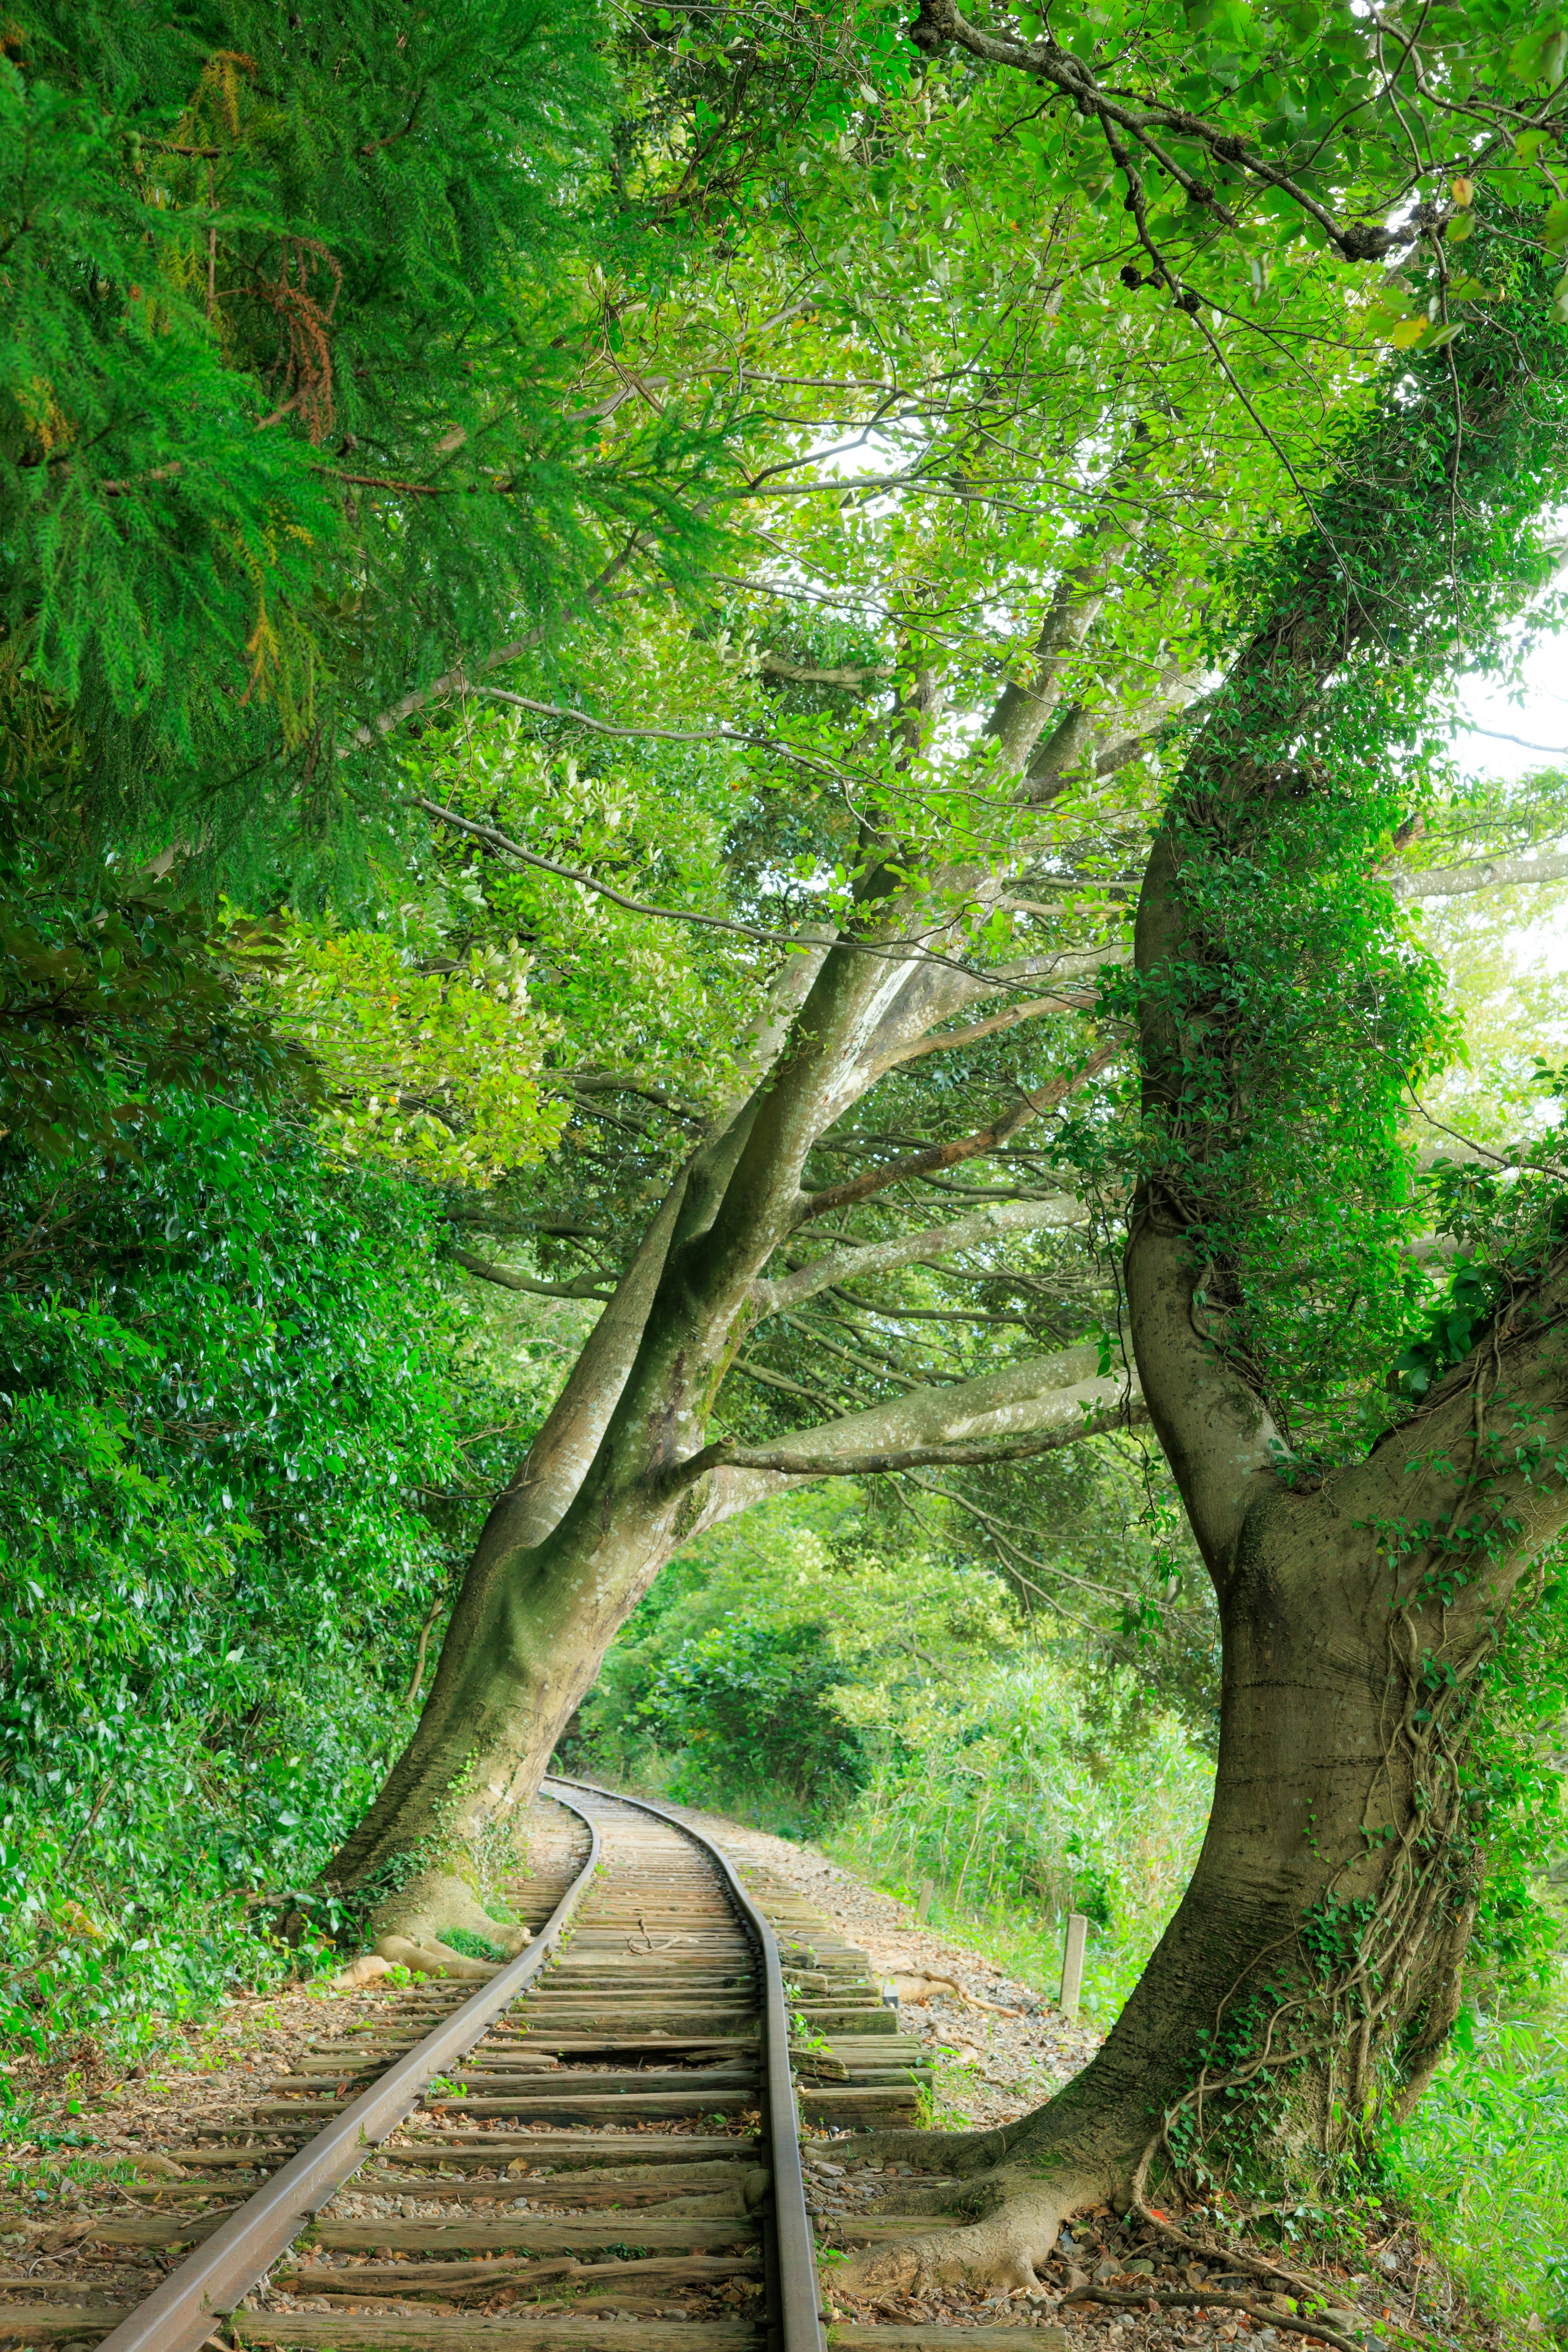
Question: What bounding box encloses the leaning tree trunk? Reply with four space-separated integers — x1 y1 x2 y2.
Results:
323 905 1031 1960
840 1283 1556 2291
323 848 1125 1969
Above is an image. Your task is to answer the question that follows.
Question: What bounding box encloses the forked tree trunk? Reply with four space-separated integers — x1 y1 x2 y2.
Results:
842 1368 1544 2290
324 903 1124 1954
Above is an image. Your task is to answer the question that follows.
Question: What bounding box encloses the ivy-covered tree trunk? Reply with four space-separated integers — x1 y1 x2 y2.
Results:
840 255 1568 2286
842 1205 1563 2290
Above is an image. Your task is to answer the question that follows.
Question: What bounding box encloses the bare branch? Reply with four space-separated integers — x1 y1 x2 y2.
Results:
756 1193 1087 1314
985 428 1159 778
844 942 1127 1096
911 0 1425 266
861 991 1095 1078
450 1247 614 1303
1391 844 1568 900
797 1039 1121 1223
686 1412 1142 1479
678 1342 1145 1499
481 1166 697 1550
412 800 1000 984
342 537 645 753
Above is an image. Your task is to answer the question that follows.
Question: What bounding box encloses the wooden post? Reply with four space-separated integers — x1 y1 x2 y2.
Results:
1059 1912 1089 2022
915 1878 936 1924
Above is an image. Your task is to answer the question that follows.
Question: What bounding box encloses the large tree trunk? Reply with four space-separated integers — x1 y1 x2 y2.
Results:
328 1180 1137 1958
840 1323 1555 2289
324 902 1127 1958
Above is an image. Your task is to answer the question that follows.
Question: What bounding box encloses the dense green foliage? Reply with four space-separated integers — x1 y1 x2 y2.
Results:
2 5 1568 2328
0 831 302 1158
1390 2001 1568 2334
0 0 714 870
0 1100 525 2084
1111 238 1568 1461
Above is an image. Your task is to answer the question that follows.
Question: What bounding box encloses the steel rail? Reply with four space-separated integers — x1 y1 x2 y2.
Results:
95 1786 601 2352
544 1774 827 2352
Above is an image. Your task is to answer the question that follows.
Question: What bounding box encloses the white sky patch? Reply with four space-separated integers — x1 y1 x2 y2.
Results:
1453 635 1568 783
1451 626 1568 974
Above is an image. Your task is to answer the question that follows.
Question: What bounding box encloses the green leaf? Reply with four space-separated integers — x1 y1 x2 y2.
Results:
1509 23 1568 82
1365 288 1412 331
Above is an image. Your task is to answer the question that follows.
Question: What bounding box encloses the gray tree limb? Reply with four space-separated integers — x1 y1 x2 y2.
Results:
755 1194 1088 1315
681 1343 1145 1511
1391 845 1568 900
451 1248 614 1303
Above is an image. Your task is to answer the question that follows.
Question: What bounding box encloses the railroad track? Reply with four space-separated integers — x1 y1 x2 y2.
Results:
1 1781 1019 2352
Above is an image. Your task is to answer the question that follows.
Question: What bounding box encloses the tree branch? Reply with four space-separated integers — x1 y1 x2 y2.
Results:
1391 844 1568 899
843 943 1127 1100
755 1194 1087 1314
450 1247 614 1302
984 428 1158 778
477 1165 695 1550
910 0 1425 265
342 537 646 753
412 799 996 982
674 1342 1145 1497
684 1412 1142 1480
759 652 895 688
796 1039 1121 1223
861 991 1096 1079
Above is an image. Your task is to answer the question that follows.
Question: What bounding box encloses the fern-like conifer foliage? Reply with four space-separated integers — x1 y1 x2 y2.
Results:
0 1 715 870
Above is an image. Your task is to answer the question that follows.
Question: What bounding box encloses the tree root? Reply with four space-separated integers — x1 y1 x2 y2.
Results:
375 1932 498 1980
836 2162 1110 2297
367 1869 531 1980
324 1953 394 1991
1128 2134 1324 2301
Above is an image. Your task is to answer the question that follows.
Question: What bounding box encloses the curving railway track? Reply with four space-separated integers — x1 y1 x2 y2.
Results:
0 1781 998 2352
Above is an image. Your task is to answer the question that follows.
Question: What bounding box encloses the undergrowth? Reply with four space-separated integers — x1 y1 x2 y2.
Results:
823 1661 1214 2021
0 1096 550 2104
1386 1984 1568 2336
0 1654 417 2126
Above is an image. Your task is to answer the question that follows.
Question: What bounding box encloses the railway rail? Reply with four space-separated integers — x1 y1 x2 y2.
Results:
0 1781 1021 2352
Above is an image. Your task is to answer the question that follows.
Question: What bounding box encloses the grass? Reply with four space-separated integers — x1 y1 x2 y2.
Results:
1385 1983 1568 2337
821 1662 1215 2023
